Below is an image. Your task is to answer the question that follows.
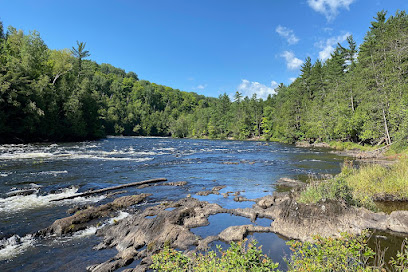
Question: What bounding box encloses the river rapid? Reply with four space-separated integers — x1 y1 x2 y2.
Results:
0 137 348 271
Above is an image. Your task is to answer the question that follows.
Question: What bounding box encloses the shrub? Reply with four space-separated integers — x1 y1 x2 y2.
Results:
286 231 377 272
390 239 408 272
151 239 280 272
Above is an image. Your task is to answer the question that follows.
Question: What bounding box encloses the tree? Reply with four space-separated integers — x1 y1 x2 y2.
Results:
49 49 73 84
70 40 90 75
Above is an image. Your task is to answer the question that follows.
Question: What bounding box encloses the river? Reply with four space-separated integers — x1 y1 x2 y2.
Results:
0 137 349 271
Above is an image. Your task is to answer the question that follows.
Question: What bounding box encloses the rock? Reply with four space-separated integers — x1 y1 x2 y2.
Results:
387 211 408 233
196 236 219 251
233 196 248 202
212 185 226 191
275 178 305 188
88 198 226 272
219 225 248 241
256 195 276 208
38 194 151 236
296 141 312 147
112 194 151 208
219 225 272 242
83 192 408 271
159 181 188 187
6 188 38 197
196 190 213 196
269 198 389 241
312 142 331 148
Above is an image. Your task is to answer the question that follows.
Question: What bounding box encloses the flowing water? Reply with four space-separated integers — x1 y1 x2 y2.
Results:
0 137 350 271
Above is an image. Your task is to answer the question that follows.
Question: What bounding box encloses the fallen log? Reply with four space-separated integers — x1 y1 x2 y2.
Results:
50 178 167 202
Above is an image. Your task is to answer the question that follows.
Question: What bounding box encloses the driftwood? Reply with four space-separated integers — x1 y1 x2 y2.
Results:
50 178 167 202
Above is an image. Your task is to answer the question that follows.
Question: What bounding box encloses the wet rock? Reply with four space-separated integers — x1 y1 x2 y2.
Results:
158 181 188 187
88 198 225 272
196 190 213 196
39 194 151 236
196 186 225 196
6 188 38 197
212 185 226 191
233 196 248 202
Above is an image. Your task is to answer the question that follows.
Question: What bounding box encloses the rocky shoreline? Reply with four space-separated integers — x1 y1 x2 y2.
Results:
34 180 408 272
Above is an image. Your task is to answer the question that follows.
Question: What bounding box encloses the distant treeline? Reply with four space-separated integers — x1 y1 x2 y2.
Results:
1 10 407 146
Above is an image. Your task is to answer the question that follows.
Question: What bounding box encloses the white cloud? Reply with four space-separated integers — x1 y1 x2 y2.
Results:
237 79 278 100
192 84 207 90
289 77 297 83
281 51 304 70
196 84 206 90
276 25 299 45
317 32 350 61
307 0 355 21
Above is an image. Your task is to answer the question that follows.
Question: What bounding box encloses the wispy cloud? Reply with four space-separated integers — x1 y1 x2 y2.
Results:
237 79 279 100
193 84 207 90
276 25 299 45
307 0 355 21
289 77 297 83
281 51 304 70
316 32 350 61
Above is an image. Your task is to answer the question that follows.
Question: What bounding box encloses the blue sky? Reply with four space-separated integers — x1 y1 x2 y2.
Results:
1 0 408 99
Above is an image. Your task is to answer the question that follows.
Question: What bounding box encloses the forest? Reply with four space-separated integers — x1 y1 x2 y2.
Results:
1 10 407 146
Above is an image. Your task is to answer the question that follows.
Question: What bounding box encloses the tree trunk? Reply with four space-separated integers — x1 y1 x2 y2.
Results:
382 108 392 145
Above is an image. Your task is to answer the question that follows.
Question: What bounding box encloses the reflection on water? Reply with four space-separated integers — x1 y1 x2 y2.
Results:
0 137 348 271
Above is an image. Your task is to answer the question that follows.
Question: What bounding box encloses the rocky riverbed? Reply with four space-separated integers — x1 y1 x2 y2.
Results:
33 181 408 272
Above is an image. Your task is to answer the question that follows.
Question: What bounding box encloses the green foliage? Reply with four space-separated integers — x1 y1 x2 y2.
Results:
300 157 408 210
344 157 408 202
298 176 356 207
2 10 408 145
151 234 408 271
151 240 280 272
286 231 376 272
390 239 408 272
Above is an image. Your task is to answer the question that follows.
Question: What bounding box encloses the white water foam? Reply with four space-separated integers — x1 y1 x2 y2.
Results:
67 155 154 162
108 211 130 225
0 187 105 214
0 234 35 261
31 170 68 176
0 210 130 260
0 152 56 160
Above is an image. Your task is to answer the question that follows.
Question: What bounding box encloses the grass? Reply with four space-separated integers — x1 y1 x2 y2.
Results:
344 157 408 201
299 156 408 210
297 176 355 206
